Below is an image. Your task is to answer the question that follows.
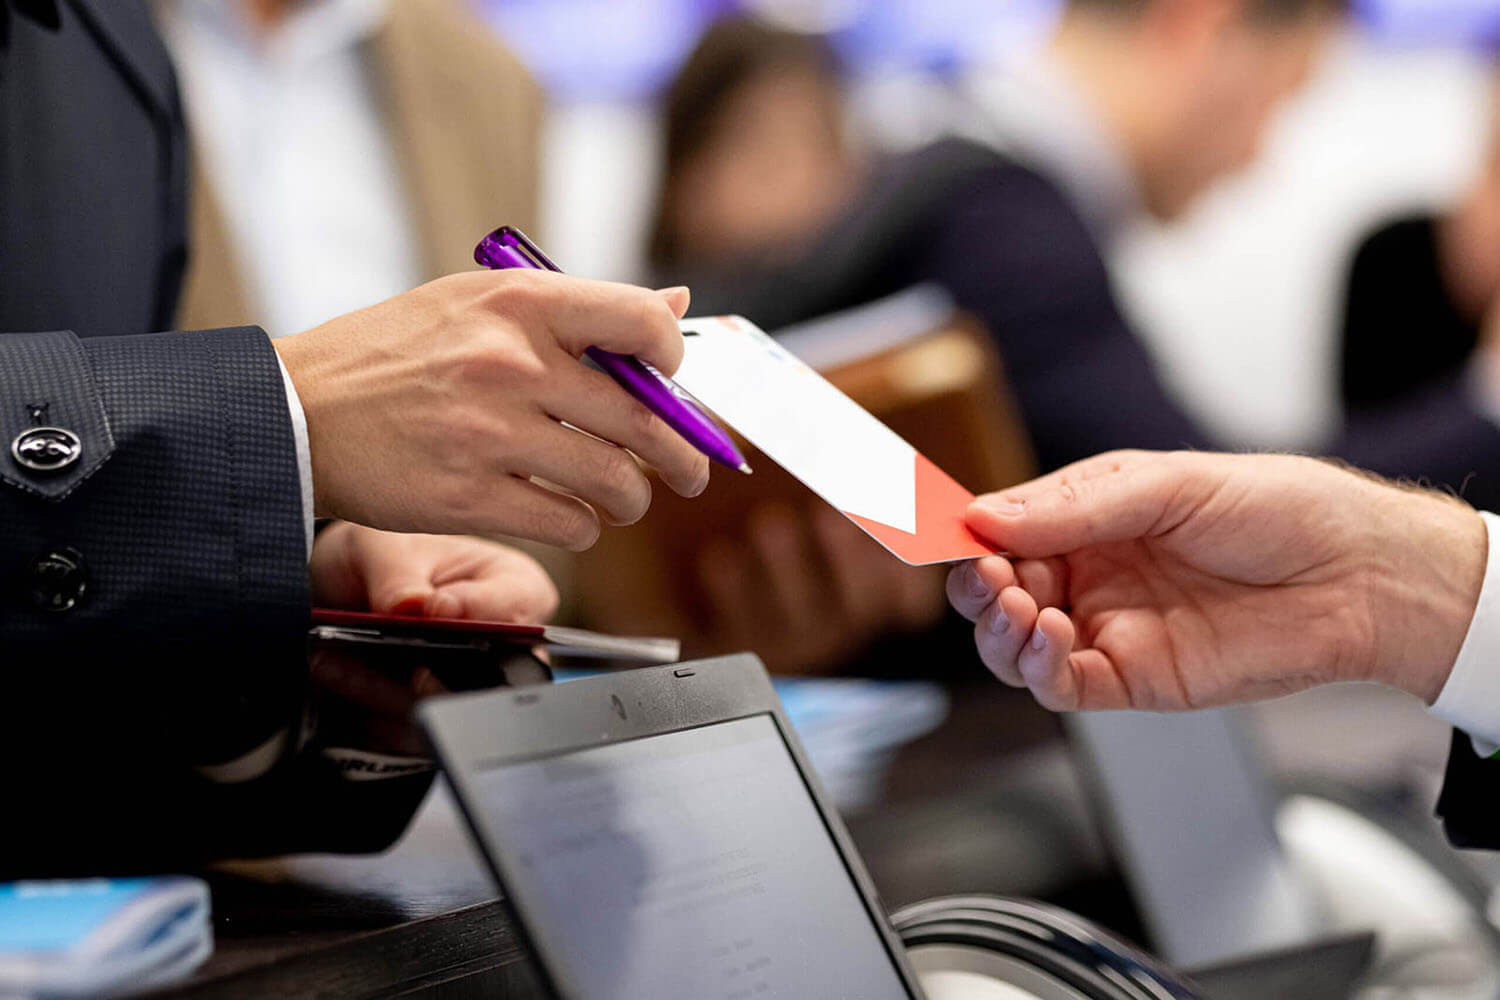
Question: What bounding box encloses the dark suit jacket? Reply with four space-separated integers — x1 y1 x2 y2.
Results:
688 139 1500 846
0 0 422 874
1341 215 1481 411
1436 731 1500 849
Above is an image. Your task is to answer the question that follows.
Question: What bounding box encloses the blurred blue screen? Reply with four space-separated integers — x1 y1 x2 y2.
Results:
476 0 1500 104
1357 0 1500 48
474 0 1053 101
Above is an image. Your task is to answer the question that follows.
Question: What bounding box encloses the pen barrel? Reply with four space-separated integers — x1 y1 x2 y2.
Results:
474 224 749 472
585 348 747 470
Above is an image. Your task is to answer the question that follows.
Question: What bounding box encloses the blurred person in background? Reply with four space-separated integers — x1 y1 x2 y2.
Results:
1341 68 1500 414
693 0 1500 513
636 16 951 676
646 14 862 275
158 0 543 339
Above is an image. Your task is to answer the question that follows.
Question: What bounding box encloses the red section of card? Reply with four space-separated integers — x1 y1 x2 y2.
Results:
842 453 998 565
311 608 547 640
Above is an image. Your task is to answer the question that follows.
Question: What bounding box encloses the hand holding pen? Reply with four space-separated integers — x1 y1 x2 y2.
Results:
273 268 713 550
475 226 752 475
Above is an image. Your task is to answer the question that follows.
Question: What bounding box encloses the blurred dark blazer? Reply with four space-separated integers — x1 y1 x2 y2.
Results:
1341 215 1481 411
175 0 544 331
689 138 1500 510
1438 731 1500 849
0 0 424 875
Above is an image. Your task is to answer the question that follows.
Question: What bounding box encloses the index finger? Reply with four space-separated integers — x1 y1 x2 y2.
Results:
946 556 1016 621
514 272 689 376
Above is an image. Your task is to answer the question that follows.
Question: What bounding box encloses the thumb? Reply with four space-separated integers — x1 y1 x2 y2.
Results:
966 450 1199 559
656 285 691 319
426 577 557 624
353 535 437 615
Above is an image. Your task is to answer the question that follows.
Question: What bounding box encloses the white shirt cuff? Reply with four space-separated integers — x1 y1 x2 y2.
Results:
1430 511 1500 757
274 350 316 558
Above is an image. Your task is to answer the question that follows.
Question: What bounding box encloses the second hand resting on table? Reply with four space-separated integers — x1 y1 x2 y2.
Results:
946 450 1487 712
306 521 562 756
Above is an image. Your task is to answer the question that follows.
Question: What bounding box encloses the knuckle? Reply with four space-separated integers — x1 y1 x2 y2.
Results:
507 346 551 385
496 267 551 305
434 410 491 458
428 279 469 327
597 449 650 520
556 503 601 551
434 479 486 530
457 337 548 388
482 272 558 329
625 398 663 443
512 493 554 541
513 491 597 551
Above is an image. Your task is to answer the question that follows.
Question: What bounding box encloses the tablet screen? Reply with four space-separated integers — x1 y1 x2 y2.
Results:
471 713 913 1000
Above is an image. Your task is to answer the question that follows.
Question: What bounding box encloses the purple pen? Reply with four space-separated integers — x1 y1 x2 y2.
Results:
474 226 752 475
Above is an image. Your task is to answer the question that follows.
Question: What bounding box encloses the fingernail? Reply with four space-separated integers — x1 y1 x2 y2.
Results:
656 285 691 314
966 563 992 600
980 497 1027 517
430 592 462 618
389 594 428 616
1031 628 1047 651
989 606 1011 635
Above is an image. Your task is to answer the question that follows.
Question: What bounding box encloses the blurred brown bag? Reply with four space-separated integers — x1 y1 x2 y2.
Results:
573 313 1036 648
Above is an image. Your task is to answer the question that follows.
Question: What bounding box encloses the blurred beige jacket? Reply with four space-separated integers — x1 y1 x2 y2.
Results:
175 0 544 331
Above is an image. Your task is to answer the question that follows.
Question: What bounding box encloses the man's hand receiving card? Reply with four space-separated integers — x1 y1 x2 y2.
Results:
673 315 999 566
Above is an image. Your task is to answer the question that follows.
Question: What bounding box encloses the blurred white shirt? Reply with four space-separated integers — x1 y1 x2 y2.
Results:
159 0 421 337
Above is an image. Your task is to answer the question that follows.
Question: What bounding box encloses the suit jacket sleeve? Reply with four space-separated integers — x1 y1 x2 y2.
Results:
1 325 315 864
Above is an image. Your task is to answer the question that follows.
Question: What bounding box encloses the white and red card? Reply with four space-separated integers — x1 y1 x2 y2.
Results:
674 315 998 566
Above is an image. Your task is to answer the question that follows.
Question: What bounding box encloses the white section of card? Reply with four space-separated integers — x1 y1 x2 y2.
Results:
675 316 917 534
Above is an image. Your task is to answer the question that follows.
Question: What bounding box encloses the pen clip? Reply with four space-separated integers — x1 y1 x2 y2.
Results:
495 225 562 273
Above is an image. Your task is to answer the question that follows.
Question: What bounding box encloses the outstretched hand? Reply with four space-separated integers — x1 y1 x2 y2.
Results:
947 451 1486 712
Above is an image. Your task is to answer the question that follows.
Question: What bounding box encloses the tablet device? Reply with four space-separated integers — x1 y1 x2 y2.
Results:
419 654 926 999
